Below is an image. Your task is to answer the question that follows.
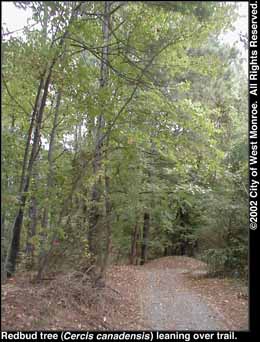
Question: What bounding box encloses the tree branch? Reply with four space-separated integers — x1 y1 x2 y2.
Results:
2 77 30 116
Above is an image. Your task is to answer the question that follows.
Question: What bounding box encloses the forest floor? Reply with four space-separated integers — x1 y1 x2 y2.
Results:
2 256 248 330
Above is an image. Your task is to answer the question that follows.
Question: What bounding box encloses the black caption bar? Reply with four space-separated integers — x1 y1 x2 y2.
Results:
249 0 259 339
0 331 252 342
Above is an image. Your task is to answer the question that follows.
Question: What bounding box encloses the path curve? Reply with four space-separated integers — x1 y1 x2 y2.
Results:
139 261 228 330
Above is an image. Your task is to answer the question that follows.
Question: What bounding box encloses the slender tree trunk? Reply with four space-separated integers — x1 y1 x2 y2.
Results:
19 79 44 193
25 195 37 269
88 1 111 274
130 222 139 265
100 173 112 276
140 132 156 265
135 227 141 265
36 91 61 281
42 91 61 229
140 212 150 265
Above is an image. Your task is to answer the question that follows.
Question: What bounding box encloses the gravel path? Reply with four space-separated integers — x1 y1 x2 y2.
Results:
140 267 228 330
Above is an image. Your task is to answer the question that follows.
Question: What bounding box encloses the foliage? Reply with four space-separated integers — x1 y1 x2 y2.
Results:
2 1 247 280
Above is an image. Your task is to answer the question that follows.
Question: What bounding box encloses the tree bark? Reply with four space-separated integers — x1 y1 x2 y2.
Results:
88 1 111 272
5 67 53 277
140 212 150 265
25 195 37 269
100 173 112 276
130 222 139 265
36 91 61 280
41 90 61 229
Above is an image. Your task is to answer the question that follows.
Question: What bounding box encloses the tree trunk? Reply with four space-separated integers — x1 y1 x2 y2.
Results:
19 78 44 193
9 80 44 274
36 91 61 280
5 67 53 277
140 212 150 265
130 222 139 265
88 1 111 274
139 132 156 265
100 173 112 276
25 195 37 269
41 91 61 229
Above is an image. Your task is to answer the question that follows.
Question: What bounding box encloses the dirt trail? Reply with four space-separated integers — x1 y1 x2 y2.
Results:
140 267 227 330
108 256 248 330
133 257 248 330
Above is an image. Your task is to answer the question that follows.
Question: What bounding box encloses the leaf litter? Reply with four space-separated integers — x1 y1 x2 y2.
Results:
2 257 248 330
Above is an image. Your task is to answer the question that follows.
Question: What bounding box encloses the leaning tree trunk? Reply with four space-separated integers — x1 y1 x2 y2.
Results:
4 78 44 277
5 67 53 277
